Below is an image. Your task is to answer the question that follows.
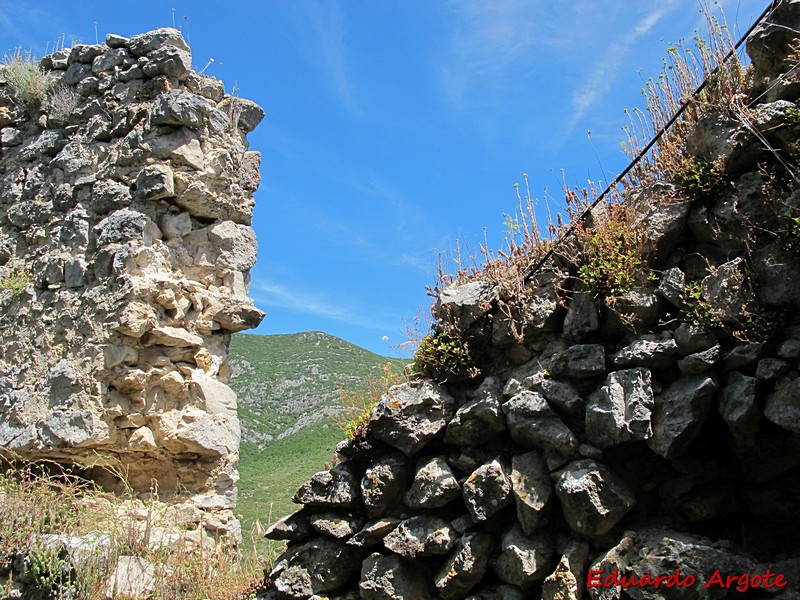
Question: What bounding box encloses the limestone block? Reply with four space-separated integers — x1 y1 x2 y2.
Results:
585 368 654 448
383 515 457 558
135 164 174 200
360 552 431 600
105 556 156 599
434 532 494 599
404 456 461 509
502 391 578 453
494 524 554 589
435 280 495 331
128 27 189 56
207 220 258 271
369 380 455 455
188 371 237 416
555 460 636 537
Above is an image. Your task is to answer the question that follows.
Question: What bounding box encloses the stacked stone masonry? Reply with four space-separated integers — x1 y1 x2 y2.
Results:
0 28 264 543
264 4 800 599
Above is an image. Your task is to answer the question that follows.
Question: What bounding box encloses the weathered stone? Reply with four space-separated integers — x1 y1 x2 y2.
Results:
264 510 313 542
135 164 174 200
208 298 265 332
158 410 239 459
748 0 800 101
207 220 258 271
701 258 757 324
523 373 583 415
586 368 654 448
555 460 636 537
185 72 226 102
777 338 800 359
294 464 360 509
605 290 661 334
754 242 800 308
361 453 408 517
510 451 552 535
586 537 632 600
435 532 494 600
502 391 578 452
524 270 565 334
463 459 513 522
147 127 205 169
92 179 132 214
95 208 160 246
756 358 789 380
563 292 600 341
152 90 213 129
765 377 800 434
69 44 107 65
346 518 400 548
92 48 129 74
63 62 93 86
435 280 495 331
146 326 203 348
677 323 717 356
722 342 764 369
189 371 237 415
309 513 363 539
404 456 461 508
610 337 677 369
64 257 87 287
128 27 190 56
444 377 507 445
719 372 760 446
105 556 156 599
116 301 157 338
383 515 457 558
359 552 431 599
541 540 590 600
628 183 690 265
218 96 265 132
494 524 554 589
271 537 362 599
370 380 455 455
657 267 686 308
677 344 720 374
548 344 605 379
648 375 718 459
55 209 89 254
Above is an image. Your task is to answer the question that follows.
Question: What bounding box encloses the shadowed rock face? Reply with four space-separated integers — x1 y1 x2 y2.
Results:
0 27 263 541
263 4 800 597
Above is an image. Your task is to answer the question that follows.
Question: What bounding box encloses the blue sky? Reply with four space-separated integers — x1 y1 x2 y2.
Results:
1 1 766 356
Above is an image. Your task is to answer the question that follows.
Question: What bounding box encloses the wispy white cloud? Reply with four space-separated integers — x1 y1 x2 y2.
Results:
564 1 683 137
251 279 393 332
440 0 543 112
292 1 362 117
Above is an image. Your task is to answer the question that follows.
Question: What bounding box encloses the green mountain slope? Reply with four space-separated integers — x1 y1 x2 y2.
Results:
228 331 406 538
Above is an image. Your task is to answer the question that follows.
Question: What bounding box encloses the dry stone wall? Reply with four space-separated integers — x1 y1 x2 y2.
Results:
263 5 800 599
0 28 264 542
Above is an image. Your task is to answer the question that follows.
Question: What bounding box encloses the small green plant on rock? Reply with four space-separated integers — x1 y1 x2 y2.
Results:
776 209 800 256
684 280 722 329
0 266 32 295
411 328 480 381
577 204 643 299
674 157 730 202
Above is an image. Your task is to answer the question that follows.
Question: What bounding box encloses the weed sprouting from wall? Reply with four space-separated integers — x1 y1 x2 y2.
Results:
1 48 55 112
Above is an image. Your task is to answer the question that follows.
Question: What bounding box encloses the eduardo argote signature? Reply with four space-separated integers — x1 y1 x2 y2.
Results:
586 568 789 593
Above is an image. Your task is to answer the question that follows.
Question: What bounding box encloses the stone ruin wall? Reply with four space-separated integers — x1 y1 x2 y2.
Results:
0 28 264 541
263 4 800 599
